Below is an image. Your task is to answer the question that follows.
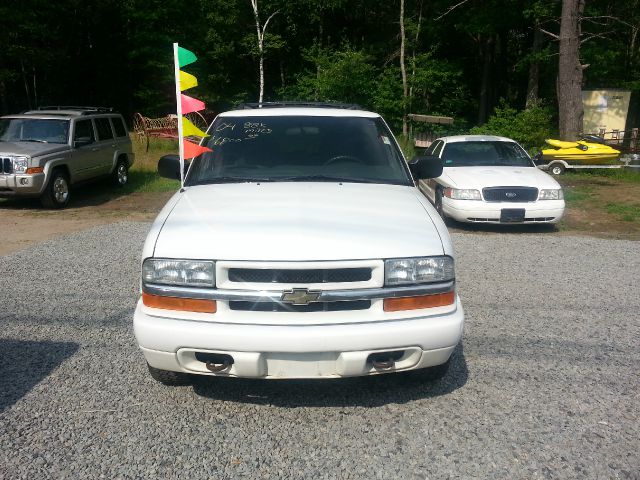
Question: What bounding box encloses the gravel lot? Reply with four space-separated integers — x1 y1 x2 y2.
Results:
1 222 638 479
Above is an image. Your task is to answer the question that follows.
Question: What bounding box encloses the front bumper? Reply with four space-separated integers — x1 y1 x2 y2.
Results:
443 198 565 223
133 296 464 379
0 173 46 197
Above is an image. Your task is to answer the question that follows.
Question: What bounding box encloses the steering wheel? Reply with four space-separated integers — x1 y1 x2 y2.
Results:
324 155 364 166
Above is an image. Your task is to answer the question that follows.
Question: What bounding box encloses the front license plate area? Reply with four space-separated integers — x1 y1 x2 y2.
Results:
500 208 525 223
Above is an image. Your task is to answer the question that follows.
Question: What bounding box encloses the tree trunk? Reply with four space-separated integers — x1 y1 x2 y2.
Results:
400 0 409 137
477 35 494 125
557 0 585 140
526 21 543 109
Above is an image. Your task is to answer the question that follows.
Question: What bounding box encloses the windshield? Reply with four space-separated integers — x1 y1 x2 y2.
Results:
185 115 412 186
441 141 533 167
0 118 70 144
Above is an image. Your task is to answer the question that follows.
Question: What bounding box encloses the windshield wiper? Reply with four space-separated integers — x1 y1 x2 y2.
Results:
21 139 48 143
276 175 383 184
188 176 276 185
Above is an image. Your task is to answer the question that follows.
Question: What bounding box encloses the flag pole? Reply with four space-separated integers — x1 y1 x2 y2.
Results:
173 42 185 187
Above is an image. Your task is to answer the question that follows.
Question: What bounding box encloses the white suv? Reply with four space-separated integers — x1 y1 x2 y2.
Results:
134 103 464 384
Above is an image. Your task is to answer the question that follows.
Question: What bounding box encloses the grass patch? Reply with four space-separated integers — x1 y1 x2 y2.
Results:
605 203 640 222
569 168 640 184
128 136 179 192
562 185 594 205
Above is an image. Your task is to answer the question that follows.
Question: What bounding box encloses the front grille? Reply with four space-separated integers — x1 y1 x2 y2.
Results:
1 157 12 174
482 186 538 202
228 267 371 284
229 300 371 312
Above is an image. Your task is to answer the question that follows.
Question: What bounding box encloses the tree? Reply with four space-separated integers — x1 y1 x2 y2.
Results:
557 0 586 140
399 0 409 136
249 0 279 103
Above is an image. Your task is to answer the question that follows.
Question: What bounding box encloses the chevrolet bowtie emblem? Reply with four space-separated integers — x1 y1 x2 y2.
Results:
281 288 321 305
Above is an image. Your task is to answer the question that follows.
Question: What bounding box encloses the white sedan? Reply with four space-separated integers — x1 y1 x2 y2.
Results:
418 135 565 224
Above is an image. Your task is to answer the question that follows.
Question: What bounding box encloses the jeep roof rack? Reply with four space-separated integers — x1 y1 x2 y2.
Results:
34 106 115 115
237 101 363 110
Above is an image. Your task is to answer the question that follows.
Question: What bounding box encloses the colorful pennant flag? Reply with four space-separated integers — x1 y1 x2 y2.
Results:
177 46 197 68
179 71 198 91
181 94 205 114
182 117 209 138
173 43 211 186
183 139 212 159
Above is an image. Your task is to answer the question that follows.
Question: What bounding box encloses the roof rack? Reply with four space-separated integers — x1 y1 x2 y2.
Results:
35 106 115 115
237 101 363 110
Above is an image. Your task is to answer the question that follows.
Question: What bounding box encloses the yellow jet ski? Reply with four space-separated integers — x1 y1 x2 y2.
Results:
541 136 621 165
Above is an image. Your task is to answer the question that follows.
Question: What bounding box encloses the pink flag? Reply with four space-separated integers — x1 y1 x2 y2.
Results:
181 94 205 114
183 139 212 158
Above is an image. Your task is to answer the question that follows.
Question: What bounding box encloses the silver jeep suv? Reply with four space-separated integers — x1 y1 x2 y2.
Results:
0 106 134 208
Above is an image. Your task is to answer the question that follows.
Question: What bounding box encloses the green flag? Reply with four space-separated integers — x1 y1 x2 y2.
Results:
177 46 197 68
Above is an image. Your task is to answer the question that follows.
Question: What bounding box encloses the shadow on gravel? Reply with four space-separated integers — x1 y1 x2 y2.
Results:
191 344 468 407
446 219 558 235
0 339 79 413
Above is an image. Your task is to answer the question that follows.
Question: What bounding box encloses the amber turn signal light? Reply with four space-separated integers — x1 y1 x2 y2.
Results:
383 291 455 312
142 292 217 313
26 167 44 174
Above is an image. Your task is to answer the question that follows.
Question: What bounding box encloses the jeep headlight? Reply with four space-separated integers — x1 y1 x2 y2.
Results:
12 156 29 174
538 189 563 200
142 258 215 287
444 188 482 200
384 256 454 286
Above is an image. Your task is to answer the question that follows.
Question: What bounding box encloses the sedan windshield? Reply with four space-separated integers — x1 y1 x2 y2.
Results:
185 115 412 186
441 141 533 167
0 118 70 144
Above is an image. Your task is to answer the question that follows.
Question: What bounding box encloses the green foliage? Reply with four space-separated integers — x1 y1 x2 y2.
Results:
280 48 377 107
470 102 555 150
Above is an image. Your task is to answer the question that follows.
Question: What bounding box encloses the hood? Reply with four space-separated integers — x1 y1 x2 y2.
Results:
0 142 69 157
153 182 444 261
442 166 561 189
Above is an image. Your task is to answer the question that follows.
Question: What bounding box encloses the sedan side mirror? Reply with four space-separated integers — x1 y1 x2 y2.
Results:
158 154 190 180
409 155 443 179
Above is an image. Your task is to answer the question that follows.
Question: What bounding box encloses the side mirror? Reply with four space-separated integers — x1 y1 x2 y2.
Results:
409 155 443 179
158 154 190 180
532 152 544 165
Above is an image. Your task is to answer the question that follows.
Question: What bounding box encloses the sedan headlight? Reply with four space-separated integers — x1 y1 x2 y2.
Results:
12 156 29 174
444 188 482 200
142 258 215 287
385 256 454 286
538 189 563 200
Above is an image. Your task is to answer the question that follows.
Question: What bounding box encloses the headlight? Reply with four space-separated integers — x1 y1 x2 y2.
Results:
12 156 29 174
385 256 454 286
142 258 215 287
538 189 563 200
443 188 482 200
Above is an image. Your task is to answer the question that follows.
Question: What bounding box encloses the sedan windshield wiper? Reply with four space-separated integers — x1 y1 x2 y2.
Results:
21 139 48 143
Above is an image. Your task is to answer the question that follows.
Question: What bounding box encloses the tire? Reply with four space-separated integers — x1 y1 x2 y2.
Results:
434 188 445 218
40 169 70 209
549 163 565 175
112 158 129 187
147 363 192 386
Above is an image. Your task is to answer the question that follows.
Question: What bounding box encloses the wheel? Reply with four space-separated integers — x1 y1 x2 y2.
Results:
112 158 129 187
434 187 445 218
549 163 565 175
147 363 192 386
40 169 70 209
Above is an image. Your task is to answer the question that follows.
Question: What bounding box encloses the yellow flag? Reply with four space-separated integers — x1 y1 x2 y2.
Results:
179 70 198 91
182 117 209 137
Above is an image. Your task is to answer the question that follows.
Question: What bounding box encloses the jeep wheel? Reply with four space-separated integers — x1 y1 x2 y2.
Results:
40 170 70 209
147 363 192 386
113 158 129 187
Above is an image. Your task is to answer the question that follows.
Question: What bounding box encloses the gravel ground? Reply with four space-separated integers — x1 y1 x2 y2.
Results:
0 222 638 479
